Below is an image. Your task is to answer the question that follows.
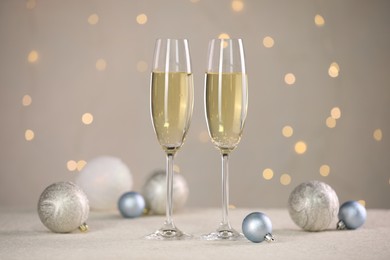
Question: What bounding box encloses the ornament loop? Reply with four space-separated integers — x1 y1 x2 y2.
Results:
79 223 89 232
337 220 346 230
264 233 275 242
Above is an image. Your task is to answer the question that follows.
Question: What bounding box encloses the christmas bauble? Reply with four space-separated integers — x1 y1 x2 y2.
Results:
242 212 275 243
142 170 189 215
37 182 89 233
288 180 339 231
76 156 133 211
337 201 367 230
118 192 145 218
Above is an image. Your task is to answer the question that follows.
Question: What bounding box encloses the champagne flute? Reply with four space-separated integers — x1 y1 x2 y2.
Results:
202 38 248 240
146 39 194 240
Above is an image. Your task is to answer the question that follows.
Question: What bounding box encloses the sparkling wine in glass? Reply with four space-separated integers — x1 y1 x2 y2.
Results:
202 38 248 240
147 39 194 240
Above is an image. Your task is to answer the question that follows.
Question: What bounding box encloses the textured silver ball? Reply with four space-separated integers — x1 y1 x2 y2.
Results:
288 180 339 231
142 170 189 215
38 182 89 233
118 192 145 218
242 212 273 243
76 156 133 211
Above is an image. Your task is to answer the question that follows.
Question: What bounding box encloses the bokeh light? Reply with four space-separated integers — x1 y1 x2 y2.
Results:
218 33 230 39
373 129 383 141
136 60 148 72
28 50 39 63
88 14 99 25
25 129 35 141
263 36 275 48
262 168 274 180
282 125 294 138
26 0 36 9
198 130 209 143
22 95 32 106
82 113 94 125
284 73 296 85
77 160 87 171
328 62 340 77
67 160 77 171
326 116 337 128
136 13 148 25
96 59 107 71
358 200 366 207
231 0 244 12
319 164 330 177
314 14 325 27
280 174 291 185
294 141 307 154
331 107 341 119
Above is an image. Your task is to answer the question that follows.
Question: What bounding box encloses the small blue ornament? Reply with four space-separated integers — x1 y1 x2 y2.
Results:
242 212 275 243
118 192 145 218
337 201 367 230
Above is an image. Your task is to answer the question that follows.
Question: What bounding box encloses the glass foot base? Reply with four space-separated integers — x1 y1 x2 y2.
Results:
145 227 192 240
201 228 244 241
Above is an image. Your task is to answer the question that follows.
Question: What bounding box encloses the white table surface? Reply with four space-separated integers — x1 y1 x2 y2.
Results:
1 207 389 260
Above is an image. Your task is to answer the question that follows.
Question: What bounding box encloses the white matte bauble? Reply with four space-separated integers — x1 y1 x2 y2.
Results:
38 182 89 233
142 170 189 215
288 180 339 231
76 156 133 211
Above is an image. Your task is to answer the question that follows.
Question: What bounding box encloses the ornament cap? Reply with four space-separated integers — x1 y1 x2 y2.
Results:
337 220 346 230
264 233 275 242
79 223 89 232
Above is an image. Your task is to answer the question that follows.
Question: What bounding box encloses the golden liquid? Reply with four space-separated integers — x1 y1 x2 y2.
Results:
205 72 248 154
151 72 194 154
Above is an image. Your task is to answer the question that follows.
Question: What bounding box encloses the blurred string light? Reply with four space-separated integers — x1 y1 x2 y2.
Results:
326 116 337 128
263 36 275 48
198 130 209 143
22 95 32 106
331 107 341 119
82 113 94 125
358 200 366 207
280 173 291 185
262 168 274 180
67 160 87 172
328 62 340 78
25 129 35 141
28 50 39 63
282 125 293 138
373 129 383 141
231 0 244 12
284 73 296 85
26 0 36 9
136 60 148 72
314 14 325 27
136 13 148 25
96 58 107 71
218 33 230 39
88 13 99 25
294 141 307 154
319 164 330 177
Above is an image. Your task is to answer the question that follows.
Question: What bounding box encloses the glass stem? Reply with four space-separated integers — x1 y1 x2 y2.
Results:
221 153 231 229
165 153 175 228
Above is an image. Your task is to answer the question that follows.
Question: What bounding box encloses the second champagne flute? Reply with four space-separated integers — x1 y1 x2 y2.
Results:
202 38 248 240
147 38 194 240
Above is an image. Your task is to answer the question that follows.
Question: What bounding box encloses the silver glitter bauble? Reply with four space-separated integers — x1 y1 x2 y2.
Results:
76 156 133 211
38 182 89 233
142 170 189 215
288 180 339 231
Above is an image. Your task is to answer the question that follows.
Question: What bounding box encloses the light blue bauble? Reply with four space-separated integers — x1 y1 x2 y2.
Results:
118 192 145 218
338 201 367 230
242 212 273 243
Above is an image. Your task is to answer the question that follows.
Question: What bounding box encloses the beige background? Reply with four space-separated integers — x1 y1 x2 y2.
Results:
0 0 389 209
